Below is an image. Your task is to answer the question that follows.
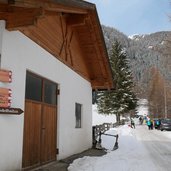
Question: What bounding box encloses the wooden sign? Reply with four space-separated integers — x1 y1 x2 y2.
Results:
0 88 12 108
0 88 12 95
0 107 23 115
0 101 11 108
0 94 11 101
0 69 12 83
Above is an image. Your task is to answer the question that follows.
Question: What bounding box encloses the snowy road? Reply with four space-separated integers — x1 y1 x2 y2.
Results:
134 125 171 171
68 125 171 171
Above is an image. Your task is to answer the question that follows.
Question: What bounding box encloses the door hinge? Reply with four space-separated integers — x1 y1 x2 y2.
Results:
57 89 60 95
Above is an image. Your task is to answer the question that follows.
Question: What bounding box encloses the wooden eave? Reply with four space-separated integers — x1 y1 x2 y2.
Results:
78 9 114 90
0 0 114 90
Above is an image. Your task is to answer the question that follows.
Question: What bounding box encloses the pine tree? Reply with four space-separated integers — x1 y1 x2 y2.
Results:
97 41 137 123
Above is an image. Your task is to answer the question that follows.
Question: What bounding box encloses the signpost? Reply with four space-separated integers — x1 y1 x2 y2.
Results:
0 70 12 83
0 88 12 108
0 87 12 95
0 94 11 101
0 69 23 115
0 69 12 109
0 107 24 115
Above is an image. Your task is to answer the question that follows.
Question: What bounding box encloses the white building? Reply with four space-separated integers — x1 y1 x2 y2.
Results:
0 0 113 170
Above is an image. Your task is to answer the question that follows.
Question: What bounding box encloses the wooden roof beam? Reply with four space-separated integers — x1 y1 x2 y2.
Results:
0 0 15 4
66 14 86 27
85 16 113 88
0 4 42 29
9 0 88 14
91 78 111 89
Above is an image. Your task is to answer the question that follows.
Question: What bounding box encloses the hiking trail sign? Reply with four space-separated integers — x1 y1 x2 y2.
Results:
0 107 24 115
0 88 12 108
0 69 12 83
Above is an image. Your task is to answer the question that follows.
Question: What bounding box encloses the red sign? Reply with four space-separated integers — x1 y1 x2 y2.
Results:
0 69 12 108
0 94 11 101
0 101 11 108
0 87 12 96
0 88 12 108
0 69 12 83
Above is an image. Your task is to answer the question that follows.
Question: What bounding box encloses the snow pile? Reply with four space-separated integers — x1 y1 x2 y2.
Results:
128 34 139 39
148 45 153 49
68 125 157 171
161 41 165 45
162 131 171 139
128 34 147 40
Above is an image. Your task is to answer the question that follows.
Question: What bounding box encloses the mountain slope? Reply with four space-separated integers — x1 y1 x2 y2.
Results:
102 25 171 118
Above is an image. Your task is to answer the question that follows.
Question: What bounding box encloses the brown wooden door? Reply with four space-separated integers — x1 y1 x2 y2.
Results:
41 104 57 163
22 100 42 168
22 72 57 169
22 101 57 169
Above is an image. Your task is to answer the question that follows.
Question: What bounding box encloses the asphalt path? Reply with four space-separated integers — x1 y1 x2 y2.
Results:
133 125 171 171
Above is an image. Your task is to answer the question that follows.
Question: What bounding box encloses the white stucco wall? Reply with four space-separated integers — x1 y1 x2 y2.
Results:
0 22 92 170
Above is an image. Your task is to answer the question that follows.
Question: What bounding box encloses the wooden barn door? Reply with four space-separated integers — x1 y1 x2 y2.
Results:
22 72 57 169
22 100 41 168
41 104 57 164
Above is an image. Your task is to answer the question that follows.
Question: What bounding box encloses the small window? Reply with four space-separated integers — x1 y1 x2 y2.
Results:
25 71 58 105
25 73 42 101
44 80 57 105
75 103 82 128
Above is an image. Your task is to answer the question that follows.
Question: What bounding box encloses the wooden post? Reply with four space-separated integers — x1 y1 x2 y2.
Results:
113 134 119 150
92 126 97 148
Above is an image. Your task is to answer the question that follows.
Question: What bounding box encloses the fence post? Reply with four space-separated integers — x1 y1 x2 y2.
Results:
92 126 97 148
92 123 119 150
113 134 119 150
98 131 102 144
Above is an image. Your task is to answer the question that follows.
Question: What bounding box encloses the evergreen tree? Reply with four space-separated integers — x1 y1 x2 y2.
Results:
97 41 137 123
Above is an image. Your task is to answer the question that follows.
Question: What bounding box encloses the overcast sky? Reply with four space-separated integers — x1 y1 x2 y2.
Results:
86 0 171 36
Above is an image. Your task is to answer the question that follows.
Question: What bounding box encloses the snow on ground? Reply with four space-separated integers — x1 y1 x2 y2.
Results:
92 105 116 125
68 125 171 171
136 99 148 116
72 99 171 170
92 99 148 126
159 131 171 139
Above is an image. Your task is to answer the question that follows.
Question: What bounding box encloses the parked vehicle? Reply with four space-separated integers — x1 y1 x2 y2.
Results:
160 118 171 131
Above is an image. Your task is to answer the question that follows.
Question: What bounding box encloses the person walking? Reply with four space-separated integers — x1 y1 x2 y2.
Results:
147 119 151 130
150 119 154 130
131 118 135 129
155 119 160 129
139 116 143 125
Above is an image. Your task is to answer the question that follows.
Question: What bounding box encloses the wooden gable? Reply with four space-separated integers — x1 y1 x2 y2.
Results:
0 0 114 89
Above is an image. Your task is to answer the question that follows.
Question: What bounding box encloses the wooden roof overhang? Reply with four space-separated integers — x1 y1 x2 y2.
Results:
0 0 114 90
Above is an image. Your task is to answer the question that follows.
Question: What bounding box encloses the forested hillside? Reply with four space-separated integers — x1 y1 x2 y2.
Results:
102 25 171 118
